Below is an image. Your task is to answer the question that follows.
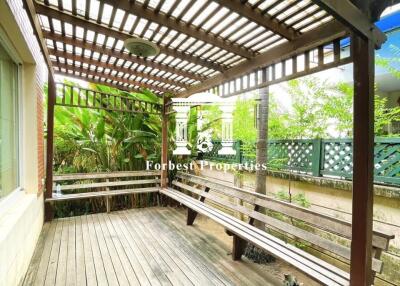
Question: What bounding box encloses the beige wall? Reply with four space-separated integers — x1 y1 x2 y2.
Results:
0 1 46 285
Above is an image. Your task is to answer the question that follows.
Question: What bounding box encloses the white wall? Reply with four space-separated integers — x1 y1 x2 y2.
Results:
0 1 46 285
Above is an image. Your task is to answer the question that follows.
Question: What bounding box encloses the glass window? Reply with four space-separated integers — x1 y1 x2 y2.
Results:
0 42 19 199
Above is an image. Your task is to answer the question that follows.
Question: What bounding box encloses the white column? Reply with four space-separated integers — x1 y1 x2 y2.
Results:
173 105 191 155
218 104 236 155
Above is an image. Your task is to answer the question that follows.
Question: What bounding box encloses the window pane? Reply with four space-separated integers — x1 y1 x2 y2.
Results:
0 42 18 199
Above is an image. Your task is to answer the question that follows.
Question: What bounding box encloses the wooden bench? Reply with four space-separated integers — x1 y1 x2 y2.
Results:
47 171 161 212
161 172 395 286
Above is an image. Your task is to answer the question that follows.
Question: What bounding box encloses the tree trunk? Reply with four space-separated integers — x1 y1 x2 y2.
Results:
254 86 269 229
244 87 275 263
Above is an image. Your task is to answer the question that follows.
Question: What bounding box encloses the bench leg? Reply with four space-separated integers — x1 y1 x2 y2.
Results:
106 196 110 213
187 208 198 225
156 192 161 206
371 248 382 283
232 234 247 261
186 186 210 225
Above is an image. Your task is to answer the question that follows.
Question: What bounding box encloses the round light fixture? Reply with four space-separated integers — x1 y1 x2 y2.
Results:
124 38 160 57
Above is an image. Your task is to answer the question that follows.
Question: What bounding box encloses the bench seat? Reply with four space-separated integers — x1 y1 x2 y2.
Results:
161 187 350 286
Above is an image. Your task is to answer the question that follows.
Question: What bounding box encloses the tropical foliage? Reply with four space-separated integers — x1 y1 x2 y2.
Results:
232 76 400 142
49 81 164 174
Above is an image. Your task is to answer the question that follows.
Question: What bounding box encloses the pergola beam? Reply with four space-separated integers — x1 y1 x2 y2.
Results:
34 2 225 72
179 21 348 97
49 48 190 89
23 0 54 76
311 0 387 47
43 31 204 82
214 0 297 40
54 62 172 93
103 0 254 59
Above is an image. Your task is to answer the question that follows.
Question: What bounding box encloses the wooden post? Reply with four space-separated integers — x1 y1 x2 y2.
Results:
233 170 244 220
105 178 110 213
45 74 56 221
161 95 168 188
350 34 375 286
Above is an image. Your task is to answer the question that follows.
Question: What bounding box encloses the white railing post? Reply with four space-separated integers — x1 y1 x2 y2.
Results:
172 104 191 155
218 103 236 155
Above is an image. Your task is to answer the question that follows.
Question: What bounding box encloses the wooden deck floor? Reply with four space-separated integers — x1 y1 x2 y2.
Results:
22 207 281 286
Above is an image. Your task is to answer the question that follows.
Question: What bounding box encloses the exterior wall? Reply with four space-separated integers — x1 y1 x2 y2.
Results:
0 1 46 285
36 73 45 193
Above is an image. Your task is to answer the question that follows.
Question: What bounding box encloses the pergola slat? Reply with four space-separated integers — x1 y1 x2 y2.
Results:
34 2 225 72
179 21 347 97
214 0 298 40
54 70 136 92
102 0 254 59
54 62 172 93
43 31 204 82
49 48 190 89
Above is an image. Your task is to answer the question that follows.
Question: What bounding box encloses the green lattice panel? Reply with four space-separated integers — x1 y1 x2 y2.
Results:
374 138 400 185
320 139 353 178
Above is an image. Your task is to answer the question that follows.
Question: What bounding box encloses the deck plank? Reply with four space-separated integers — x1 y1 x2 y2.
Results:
128 209 223 286
107 212 163 286
119 212 176 286
23 207 281 286
87 214 108 286
81 215 98 286
144 208 234 286
97 213 138 286
161 208 278 286
124 210 209 286
65 218 76 286
91 214 120 285
75 216 87 286
44 219 63 286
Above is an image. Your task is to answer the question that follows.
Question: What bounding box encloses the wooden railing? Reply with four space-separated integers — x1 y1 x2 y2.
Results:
55 82 162 114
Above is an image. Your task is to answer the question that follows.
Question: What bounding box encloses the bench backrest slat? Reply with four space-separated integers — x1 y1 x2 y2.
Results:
175 172 393 251
54 171 161 181
172 180 383 273
55 179 161 191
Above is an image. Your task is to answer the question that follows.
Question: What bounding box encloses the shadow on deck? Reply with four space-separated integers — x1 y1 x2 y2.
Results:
22 207 282 286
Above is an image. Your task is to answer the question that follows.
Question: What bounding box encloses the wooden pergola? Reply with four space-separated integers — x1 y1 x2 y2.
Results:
22 0 397 285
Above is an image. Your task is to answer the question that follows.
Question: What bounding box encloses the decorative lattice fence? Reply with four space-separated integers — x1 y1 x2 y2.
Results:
203 138 400 186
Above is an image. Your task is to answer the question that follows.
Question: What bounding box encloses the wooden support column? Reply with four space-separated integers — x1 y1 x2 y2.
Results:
45 73 56 221
350 34 375 286
254 86 269 229
161 95 168 188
